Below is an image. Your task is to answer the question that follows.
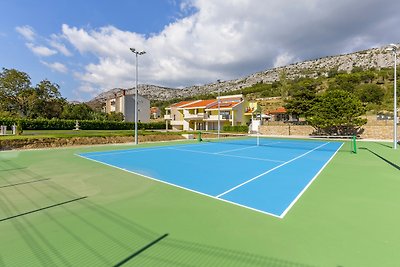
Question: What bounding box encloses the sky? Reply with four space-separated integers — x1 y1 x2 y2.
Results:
1 0 400 101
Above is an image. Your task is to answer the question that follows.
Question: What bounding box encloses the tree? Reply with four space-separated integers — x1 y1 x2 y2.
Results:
307 90 367 135
356 84 384 104
61 103 94 120
33 80 66 118
328 73 361 93
0 68 35 117
359 70 376 83
279 71 290 99
284 78 319 118
107 112 124 121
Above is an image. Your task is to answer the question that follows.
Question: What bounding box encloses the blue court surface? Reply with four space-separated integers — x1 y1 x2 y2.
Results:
78 138 342 218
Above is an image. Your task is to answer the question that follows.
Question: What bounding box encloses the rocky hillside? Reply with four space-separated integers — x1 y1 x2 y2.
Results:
89 44 397 104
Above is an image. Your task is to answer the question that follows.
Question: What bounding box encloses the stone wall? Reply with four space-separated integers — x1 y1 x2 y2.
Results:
360 125 393 140
259 124 395 140
259 125 314 136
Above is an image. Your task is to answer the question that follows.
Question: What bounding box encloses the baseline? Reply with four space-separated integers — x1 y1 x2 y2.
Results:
78 142 212 158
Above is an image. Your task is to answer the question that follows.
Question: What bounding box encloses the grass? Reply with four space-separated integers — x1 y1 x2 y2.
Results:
0 139 399 266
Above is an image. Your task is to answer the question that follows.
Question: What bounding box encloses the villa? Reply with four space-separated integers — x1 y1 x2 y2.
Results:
164 94 260 131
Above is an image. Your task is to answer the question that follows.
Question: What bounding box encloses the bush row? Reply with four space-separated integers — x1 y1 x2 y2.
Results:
0 118 167 130
222 125 249 132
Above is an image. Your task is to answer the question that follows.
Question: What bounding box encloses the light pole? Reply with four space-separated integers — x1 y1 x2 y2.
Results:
217 80 221 139
130 48 146 145
387 44 398 149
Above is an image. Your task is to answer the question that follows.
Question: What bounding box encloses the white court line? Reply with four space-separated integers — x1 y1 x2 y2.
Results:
214 145 258 154
214 141 282 154
78 142 212 157
216 142 329 198
80 146 170 157
279 142 344 218
76 140 339 219
76 154 282 219
167 147 285 163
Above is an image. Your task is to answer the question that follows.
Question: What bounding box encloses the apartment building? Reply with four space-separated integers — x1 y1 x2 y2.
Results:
164 94 260 131
105 90 150 122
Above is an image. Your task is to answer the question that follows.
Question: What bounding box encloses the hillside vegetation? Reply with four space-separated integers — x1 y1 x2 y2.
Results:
154 67 399 116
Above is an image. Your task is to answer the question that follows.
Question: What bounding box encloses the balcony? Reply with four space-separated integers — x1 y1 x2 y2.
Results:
204 115 231 121
183 113 207 120
170 120 184 126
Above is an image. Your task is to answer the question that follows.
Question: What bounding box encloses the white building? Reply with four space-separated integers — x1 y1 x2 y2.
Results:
105 90 150 122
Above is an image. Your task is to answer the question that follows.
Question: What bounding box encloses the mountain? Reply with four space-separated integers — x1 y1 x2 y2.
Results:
89 44 397 105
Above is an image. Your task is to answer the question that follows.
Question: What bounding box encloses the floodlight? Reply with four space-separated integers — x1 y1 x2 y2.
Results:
130 47 146 145
387 43 398 149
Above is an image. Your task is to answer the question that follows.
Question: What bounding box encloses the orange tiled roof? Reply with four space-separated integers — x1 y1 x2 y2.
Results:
269 107 287 114
206 102 240 110
206 97 243 109
169 100 196 108
183 99 216 108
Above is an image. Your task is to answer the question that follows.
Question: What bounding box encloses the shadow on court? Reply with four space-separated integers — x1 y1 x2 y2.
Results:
359 147 400 171
372 142 393 149
133 237 317 267
0 160 316 267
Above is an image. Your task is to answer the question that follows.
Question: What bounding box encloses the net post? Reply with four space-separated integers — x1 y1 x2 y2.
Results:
352 135 357 154
198 131 202 142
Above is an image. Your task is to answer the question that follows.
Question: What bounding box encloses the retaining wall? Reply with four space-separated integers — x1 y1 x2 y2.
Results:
259 124 395 140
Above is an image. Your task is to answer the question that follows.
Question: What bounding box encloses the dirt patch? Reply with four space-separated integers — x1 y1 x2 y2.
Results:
0 134 185 150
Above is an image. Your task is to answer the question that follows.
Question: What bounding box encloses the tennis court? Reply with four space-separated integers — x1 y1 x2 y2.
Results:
79 137 343 218
1 138 400 266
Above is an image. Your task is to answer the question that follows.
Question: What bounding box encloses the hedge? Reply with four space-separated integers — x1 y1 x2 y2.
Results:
222 125 249 132
0 118 167 130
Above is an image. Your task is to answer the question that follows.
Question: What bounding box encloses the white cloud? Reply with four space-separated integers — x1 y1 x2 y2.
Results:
15 25 36 41
53 0 400 100
49 36 73 56
26 43 57 57
273 53 298 68
41 61 68 73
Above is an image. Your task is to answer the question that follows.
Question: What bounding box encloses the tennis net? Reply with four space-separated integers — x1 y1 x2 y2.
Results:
198 132 357 153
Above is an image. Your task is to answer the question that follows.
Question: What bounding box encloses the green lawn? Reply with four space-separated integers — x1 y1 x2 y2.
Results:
0 130 182 140
0 140 399 266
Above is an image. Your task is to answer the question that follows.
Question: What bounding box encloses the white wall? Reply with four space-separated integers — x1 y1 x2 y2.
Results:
122 94 150 122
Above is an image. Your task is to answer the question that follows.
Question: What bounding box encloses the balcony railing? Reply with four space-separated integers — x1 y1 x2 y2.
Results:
183 113 207 120
164 114 171 120
170 120 184 126
205 115 231 121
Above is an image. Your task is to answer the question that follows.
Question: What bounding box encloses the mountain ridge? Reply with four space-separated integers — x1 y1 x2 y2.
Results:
89 44 397 105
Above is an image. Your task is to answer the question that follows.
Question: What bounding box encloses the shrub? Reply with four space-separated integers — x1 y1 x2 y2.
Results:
16 121 23 135
0 118 167 130
223 125 249 132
